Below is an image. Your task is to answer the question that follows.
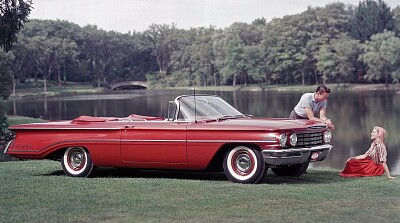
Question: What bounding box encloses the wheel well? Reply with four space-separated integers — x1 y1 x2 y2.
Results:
206 143 260 172
45 146 89 161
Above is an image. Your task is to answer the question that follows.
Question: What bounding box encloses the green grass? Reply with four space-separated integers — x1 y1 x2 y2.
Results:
7 116 47 125
10 83 400 99
168 83 400 93
0 161 399 223
10 83 104 98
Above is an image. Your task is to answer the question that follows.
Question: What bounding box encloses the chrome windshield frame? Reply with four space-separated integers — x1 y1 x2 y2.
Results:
174 95 244 122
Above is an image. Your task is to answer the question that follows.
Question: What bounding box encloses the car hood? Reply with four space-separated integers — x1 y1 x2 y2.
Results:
192 118 327 131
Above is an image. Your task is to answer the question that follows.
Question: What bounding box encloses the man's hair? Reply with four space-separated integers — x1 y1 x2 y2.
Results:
315 84 331 94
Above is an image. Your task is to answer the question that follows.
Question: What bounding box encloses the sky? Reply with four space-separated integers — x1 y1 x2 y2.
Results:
30 0 400 34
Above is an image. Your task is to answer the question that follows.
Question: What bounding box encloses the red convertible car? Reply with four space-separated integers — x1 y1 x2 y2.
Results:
4 94 332 183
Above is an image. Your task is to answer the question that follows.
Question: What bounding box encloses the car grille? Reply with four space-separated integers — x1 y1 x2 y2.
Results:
296 132 323 146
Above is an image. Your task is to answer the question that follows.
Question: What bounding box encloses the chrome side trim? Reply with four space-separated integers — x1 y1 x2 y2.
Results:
121 139 276 143
7 138 278 153
121 140 186 143
9 128 121 130
187 140 276 143
3 140 14 154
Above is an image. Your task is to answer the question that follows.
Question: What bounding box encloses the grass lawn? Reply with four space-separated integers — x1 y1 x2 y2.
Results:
9 83 104 99
0 161 399 223
6 116 47 125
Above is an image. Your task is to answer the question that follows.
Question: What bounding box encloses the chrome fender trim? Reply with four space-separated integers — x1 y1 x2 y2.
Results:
3 140 14 154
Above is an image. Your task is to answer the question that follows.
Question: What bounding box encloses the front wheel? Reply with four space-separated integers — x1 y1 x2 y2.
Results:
61 147 94 177
223 146 266 184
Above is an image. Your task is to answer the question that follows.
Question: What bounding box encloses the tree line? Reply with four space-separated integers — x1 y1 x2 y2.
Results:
1 0 400 97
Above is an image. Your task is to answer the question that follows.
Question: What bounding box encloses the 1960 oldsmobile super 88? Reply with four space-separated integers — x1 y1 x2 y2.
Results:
4 94 333 183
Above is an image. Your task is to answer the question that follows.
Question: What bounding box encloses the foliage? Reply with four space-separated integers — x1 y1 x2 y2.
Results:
316 34 362 85
0 0 32 52
349 0 395 42
0 0 32 152
359 31 400 85
394 6 400 33
0 1 399 93
0 52 13 99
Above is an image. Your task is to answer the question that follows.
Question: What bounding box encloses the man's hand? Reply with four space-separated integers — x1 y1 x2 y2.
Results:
326 119 335 130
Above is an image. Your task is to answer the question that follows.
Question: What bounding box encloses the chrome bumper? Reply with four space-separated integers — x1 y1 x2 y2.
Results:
3 140 14 154
262 144 333 166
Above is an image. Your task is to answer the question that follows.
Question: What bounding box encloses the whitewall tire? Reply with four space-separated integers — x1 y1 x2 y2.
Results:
223 146 266 184
61 147 94 177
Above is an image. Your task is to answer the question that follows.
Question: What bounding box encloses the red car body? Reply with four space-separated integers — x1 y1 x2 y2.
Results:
4 95 333 183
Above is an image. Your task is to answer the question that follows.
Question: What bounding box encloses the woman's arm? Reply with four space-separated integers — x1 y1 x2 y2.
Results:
382 162 396 179
347 144 374 162
347 154 368 162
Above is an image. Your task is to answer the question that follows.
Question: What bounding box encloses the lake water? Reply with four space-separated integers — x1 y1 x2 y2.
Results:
5 89 400 175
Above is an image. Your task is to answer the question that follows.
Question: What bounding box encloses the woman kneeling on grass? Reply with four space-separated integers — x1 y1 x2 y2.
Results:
340 126 396 179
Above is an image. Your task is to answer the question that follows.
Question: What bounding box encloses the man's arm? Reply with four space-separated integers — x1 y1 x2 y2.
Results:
305 108 335 129
320 108 335 129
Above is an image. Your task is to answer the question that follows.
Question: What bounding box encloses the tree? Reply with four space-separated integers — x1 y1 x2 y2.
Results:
81 26 125 88
393 6 400 34
349 0 395 42
0 0 32 52
260 17 306 85
359 31 400 86
176 27 218 87
144 24 182 78
316 34 362 85
0 51 13 99
221 37 245 86
31 36 78 92
7 36 36 95
0 0 32 149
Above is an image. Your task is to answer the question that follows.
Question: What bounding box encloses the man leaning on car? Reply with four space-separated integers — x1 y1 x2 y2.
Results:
289 84 335 130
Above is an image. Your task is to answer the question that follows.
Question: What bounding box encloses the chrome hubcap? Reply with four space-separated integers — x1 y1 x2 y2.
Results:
70 150 84 169
236 154 252 172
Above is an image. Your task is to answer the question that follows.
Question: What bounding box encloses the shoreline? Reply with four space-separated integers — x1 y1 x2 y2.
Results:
7 83 400 100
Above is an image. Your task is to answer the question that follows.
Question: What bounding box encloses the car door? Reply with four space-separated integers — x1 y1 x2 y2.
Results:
120 121 188 167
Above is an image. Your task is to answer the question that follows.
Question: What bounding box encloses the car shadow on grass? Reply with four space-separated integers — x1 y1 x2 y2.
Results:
45 167 345 184
262 169 346 185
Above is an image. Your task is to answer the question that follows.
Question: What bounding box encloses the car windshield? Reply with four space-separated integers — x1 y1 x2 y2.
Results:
176 95 244 121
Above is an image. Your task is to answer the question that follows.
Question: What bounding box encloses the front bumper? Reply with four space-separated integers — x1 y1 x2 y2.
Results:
262 144 333 166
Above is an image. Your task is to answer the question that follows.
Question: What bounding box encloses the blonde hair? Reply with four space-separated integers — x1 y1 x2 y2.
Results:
374 126 387 142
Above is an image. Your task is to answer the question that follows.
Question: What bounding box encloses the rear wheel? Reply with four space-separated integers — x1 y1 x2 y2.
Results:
223 146 266 184
61 147 94 177
271 161 309 177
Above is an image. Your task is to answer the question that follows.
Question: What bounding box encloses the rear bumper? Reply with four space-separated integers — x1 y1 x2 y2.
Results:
262 144 333 166
3 140 14 154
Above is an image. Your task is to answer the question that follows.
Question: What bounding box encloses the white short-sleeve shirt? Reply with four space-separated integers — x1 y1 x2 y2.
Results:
293 93 327 118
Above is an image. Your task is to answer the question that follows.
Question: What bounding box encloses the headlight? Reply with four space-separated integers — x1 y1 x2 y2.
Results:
323 130 332 142
279 134 287 147
289 133 297 146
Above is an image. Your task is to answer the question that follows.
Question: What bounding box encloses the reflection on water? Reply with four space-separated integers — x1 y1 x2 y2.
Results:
6 89 400 175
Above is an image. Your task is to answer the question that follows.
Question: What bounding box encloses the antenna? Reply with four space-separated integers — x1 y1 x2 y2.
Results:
194 85 197 123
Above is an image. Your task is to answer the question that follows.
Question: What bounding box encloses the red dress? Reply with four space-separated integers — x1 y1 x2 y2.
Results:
340 142 387 177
